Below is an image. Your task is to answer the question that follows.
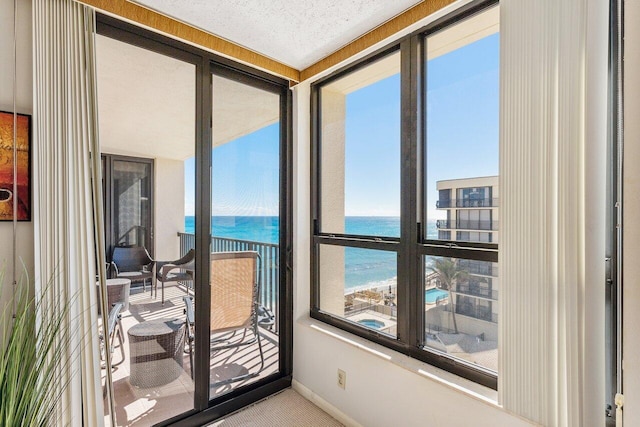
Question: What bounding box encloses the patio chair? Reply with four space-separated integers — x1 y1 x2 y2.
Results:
182 299 273 378
99 302 125 368
110 246 154 292
183 251 265 384
155 249 195 305
183 296 195 377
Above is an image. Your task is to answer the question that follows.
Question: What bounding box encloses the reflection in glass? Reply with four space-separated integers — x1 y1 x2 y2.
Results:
319 245 398 337
112 160 151 249
424 256 498 372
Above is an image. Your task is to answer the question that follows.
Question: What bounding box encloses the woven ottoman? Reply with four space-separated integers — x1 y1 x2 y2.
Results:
128 318 186 388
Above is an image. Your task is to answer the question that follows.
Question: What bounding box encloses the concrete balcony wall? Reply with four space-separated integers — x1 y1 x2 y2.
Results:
154 157 185 261
318 89 346 317
426 305 498 342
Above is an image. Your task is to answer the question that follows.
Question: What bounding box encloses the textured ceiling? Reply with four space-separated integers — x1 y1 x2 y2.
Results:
129 0 424 69
96 34 279 160
96 34 196 160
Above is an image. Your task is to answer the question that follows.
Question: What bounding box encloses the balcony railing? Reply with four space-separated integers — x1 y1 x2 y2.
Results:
177 232 280 334
457 261 496 277
443 303 498 323
436 198 499 209
436 220 499 231
454 284 498 301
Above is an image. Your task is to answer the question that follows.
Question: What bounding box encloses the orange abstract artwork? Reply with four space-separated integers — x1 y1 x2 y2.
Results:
0 111 30 221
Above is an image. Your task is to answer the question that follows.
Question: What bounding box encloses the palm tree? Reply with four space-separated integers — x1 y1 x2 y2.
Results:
428 258 469 334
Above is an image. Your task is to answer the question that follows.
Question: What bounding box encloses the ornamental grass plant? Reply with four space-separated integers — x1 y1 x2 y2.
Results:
0 270 78 427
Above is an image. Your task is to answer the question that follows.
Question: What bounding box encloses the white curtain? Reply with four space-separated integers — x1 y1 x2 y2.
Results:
33 1 104 425
498 0 607 426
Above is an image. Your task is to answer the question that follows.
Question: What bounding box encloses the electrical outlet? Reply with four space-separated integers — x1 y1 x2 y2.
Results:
337 369 346 389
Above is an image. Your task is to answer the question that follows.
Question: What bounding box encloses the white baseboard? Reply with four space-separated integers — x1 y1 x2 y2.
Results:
292 379 362 427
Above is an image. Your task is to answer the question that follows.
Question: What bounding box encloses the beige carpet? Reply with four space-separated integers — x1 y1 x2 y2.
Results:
208 389 344 427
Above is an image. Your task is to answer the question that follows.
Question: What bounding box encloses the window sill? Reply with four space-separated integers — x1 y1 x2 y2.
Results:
297 315 499 407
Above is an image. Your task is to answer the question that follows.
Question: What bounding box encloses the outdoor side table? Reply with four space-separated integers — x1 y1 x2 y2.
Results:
96 278 131 313
128 318 186 388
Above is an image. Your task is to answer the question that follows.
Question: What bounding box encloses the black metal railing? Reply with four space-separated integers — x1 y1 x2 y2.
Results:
443 303 498 323
455 284 499 301
436 220 498 231
178 231 195 256
177 232 281 334
436 198 499 209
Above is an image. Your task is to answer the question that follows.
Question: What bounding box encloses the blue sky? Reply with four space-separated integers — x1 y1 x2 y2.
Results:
344 73 401 216
184 124 280 216
185 33 499 219
425 33 499 218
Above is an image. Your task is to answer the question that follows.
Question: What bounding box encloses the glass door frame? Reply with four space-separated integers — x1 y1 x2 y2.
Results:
102 154 155 265
200 62 293 407
96 13 293 427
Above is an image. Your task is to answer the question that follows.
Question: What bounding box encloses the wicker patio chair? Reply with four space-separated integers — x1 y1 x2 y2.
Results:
100 302 125 368
111 246 154 291
155 249 195 305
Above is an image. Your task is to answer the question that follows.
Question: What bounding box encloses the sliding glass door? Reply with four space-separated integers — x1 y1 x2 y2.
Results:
206 67 286 400
96 28 198 426
96 14 292 427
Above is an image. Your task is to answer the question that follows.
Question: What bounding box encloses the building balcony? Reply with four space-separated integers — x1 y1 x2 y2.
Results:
436 198 499 209
455 283 499 301
458 262 497 277
435 220 499 231
103 234 281 426
443 303 498 323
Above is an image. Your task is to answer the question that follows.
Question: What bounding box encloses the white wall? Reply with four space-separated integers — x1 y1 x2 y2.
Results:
0 0 34 313
623 0 640 424
154 157 185 261
292 81 535 427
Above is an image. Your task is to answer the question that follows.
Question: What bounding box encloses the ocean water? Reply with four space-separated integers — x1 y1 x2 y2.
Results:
185 216 438 290
186 216 280 244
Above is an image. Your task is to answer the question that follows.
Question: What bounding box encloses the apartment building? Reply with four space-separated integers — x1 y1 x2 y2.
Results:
435 176 499 326
436 176 499 243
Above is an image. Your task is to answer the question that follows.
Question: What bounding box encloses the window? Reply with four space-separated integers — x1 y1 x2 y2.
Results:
315 49 401 333
312 2 499 388
318 50 401 238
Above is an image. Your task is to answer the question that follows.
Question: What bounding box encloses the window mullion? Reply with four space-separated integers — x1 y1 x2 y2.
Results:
397 37 420 345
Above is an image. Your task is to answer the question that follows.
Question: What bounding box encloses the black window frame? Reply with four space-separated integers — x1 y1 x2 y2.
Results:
310 0 499 389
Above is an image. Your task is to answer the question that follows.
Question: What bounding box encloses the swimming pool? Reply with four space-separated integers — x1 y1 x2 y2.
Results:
357 319 385 329
425 288 449 304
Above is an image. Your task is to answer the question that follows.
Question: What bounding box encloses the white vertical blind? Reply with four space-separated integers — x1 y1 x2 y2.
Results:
499 0 606 425
33 0 105 425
